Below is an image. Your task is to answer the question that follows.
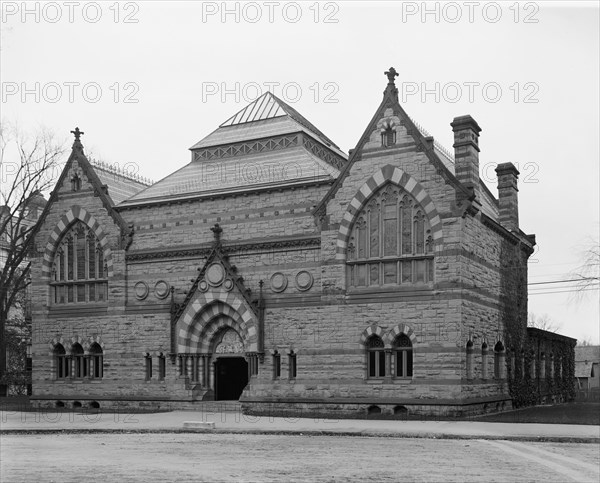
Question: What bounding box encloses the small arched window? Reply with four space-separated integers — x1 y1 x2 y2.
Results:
347 184 434 288
52 221 107 304
72 343 87 379
367 335 385 378
381 126 396 147
481 343 489 380
54 344 69 379
89 343 103 379
494 341 505 379
393 334 413 378
466 340 474 380
540 352 546 379
272 351 281 379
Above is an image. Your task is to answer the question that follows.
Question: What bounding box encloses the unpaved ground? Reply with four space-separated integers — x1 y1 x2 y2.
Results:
2 433 599 482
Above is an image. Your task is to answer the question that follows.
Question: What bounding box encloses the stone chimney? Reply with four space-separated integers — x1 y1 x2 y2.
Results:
495 163 520 232
451 115 482 200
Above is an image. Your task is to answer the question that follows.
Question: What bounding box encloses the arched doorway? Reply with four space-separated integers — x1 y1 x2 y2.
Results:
213 328 248 401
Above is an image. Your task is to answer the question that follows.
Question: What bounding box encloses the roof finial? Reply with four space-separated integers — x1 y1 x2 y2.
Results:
70 127 85 152
385 67 398 86
211 223 223 245
71 127 84 141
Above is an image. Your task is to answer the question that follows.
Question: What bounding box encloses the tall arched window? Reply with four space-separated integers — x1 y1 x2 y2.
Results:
366 335 385 378
54 344 69 379
72 343 87 379
393 334 413 378
52 221 107 304
347 184 434 288
89 343 103 379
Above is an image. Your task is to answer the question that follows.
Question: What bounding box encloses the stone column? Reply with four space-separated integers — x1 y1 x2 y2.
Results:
176 354 182 377
385 350 393 380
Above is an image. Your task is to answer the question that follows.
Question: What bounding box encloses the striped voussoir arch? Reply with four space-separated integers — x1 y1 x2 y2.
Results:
385 323 417 347
336 165 443 260
359 323 417 348
176 290 258 353
359 324 384 346
42 205 113 278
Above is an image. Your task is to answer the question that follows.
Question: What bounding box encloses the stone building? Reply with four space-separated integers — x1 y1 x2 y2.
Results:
29 69 575 416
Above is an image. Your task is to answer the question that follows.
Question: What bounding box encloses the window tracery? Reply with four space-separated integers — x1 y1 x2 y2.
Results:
51 221 107 304
347 184 434 288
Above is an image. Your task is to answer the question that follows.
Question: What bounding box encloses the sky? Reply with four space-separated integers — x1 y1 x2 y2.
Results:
1 1 598 343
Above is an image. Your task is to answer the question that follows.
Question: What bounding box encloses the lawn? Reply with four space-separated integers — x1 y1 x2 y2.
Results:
474 402 600 425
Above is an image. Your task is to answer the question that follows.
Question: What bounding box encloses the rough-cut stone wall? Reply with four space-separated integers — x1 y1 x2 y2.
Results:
31 93 543 416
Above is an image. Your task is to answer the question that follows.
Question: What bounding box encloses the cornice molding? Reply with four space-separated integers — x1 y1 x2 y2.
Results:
126 235 321 262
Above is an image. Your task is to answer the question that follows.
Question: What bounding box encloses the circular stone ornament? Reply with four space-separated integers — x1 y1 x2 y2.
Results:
223 278 234 291
206 263 225 286
154 280 170 299
270 272 288 293
295 271 313 291
198 280 209 292
134 281 149 300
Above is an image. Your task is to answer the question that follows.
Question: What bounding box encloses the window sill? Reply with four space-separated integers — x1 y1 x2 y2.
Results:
347 284 434 295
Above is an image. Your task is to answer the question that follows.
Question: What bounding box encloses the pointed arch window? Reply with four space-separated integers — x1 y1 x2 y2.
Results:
366 335 386 378
51 221 107 304
54 344 69 379
347 184 434 288
89 343 103 379
393 334 413 378
72 343 87 379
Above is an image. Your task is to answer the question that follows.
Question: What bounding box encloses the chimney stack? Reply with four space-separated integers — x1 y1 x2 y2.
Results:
495 163 520 232
451 115 481 200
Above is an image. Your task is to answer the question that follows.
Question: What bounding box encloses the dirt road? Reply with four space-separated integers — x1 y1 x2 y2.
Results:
2 433 599 482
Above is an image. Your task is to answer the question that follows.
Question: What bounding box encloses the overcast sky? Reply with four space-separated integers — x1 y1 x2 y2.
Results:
2 1 598 343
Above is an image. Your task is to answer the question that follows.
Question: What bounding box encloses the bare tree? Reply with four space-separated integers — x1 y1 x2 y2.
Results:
0 123 65 396
569 236 600 302
527 313 562 333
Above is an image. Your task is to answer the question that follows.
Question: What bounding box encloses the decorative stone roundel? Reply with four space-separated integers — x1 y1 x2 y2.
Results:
198 280 209 292
206 263 225 286
270 272 288 293
154 280 170 299
295 271 313 291
223 278 234 291
134 281 149 300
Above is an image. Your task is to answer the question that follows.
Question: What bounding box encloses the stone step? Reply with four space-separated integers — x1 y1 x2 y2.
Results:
183 421 216 430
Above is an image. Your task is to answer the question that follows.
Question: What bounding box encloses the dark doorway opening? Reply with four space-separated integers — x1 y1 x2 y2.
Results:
214 357 248 401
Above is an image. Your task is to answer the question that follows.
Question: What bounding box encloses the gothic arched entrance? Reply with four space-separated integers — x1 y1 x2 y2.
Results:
213 328 248 401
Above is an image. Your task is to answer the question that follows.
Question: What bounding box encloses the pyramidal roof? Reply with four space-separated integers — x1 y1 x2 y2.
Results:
189 92 344 157
120 92 346 206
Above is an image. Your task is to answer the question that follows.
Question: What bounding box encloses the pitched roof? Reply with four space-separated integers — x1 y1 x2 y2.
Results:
575 361 595 378
576 345 600 362
90 159 151 204
121 93 345 206
190 92 345 158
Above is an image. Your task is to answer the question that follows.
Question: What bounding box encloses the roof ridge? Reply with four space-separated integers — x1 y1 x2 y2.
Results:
218 91 341 151
269 92 340 150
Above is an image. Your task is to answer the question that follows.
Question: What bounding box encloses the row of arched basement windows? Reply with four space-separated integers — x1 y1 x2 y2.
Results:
53 343 103 379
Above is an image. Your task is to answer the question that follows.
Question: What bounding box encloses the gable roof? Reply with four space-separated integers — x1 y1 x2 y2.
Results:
313 77 475 219
34 136 131 248
90 159 151 204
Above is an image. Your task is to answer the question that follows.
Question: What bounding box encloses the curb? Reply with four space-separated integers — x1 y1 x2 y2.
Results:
1 428 598 444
